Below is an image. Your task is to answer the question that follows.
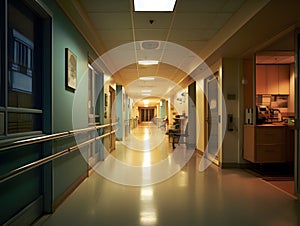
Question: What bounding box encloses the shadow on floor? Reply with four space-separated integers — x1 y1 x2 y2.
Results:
244 162 296 199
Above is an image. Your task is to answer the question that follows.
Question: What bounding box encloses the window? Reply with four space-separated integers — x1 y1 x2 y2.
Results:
9 29 34 94
0 1 4 135
0 0 51 138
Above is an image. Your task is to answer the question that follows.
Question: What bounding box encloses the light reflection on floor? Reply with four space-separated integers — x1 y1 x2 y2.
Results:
111 122 173 167
39 122 300 226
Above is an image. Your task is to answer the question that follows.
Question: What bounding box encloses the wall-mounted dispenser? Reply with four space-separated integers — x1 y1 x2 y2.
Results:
227 114 234 131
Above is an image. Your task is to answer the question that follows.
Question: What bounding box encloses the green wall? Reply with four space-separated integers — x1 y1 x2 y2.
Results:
0 144 43 224
41 0 99 201
160 100 166 118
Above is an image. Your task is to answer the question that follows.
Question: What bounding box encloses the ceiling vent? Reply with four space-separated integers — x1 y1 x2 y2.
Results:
140 41 160 50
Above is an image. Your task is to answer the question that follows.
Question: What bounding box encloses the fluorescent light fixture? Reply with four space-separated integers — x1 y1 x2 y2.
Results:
134 0 176 12
139 77 155 81
142 93 151 96
138 60 159 65
141 90 151 93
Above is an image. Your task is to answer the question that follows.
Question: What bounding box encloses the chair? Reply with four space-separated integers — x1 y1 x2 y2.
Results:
169 121 188 149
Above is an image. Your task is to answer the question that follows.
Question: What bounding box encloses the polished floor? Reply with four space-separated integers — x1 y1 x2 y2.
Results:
38 123 300 226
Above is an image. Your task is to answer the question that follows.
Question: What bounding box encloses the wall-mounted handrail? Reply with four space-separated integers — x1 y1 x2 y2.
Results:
0 122 117 152
0 126 118 183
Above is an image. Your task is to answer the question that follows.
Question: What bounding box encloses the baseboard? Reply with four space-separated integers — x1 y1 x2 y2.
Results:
195 149 251 169
195 148 204 156
221 162 252 169
53 172 87 210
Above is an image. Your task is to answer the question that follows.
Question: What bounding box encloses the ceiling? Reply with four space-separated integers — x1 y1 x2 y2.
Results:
56 0 277 102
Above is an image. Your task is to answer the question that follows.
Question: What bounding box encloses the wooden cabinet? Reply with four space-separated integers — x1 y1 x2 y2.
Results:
278 65 290 94
244 125 294 163
256 65 290 95
266 65 278 94
255 126 285 162
256 65 267 94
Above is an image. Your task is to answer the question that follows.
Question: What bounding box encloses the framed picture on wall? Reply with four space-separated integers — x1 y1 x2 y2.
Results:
65 48 77 91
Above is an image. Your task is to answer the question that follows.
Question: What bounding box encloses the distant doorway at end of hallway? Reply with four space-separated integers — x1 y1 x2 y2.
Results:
139 107 155 122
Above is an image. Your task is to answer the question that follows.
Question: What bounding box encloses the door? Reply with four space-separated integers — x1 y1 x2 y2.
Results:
87 64 101 166
109 86 116 152
140 108 155 122
204 73 220 165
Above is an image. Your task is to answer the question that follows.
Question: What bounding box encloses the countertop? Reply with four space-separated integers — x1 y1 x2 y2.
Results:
246 123 294 128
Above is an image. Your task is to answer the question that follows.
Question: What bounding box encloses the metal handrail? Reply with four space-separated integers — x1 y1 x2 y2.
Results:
0 127 118 183
0 122 117 152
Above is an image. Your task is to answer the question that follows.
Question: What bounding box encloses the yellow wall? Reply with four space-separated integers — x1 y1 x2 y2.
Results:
196 80 205 151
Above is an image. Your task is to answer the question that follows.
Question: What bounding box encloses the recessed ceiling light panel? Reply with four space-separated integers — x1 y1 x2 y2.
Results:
134 0 176 12
139 77 155 81
138 60 159 65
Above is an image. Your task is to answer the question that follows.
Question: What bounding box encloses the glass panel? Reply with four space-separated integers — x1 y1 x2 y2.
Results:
8 1 42 109
8 112 41 134
0 112 4 135
88 67 93 114
0 1 3 107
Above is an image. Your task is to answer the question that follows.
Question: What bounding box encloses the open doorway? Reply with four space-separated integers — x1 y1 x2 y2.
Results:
244 51 296 197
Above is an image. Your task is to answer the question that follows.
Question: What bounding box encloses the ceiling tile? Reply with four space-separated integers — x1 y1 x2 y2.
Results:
135 29 169 41
88 12 132 29
79 0 131 12
222 0 246 12
175 0 245 13
96 29 132 40
101 40 133 50
133 13 174 29
169 29 216 40
211 14 234 28
60 0 271 101
173 13 219 29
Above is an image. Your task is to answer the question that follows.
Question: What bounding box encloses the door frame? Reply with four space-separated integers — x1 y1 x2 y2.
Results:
109 85 116 152
204 72 221 166
294 29 300 196
87 63 102 167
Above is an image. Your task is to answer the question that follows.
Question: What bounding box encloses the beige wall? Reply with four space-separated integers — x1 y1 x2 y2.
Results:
195 58 246 165
196 80 205 151
131 105 139 119
222 58 246 165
